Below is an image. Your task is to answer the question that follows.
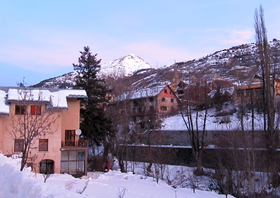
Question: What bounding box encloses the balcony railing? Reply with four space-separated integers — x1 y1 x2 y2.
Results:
61 140 88 148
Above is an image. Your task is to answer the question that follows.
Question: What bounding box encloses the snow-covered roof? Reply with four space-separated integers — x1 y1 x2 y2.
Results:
0 87 87 114
209 87 235 98
0 90 9 115
114 85 167 101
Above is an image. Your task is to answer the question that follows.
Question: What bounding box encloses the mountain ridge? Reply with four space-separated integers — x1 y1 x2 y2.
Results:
33 40 280 90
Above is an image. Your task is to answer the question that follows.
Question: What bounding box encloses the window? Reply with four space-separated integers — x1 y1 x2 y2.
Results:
161 97 166 102
256 90 262 96
237 92 244 97
65 130 75 141
160 106 167 111
171 98 174 103
31 105 41 115
61 150 85 175
14 139 24 152
164 89 167 94
15 105 26 115
149 97 153 102
133 100 138 106
40 160 54 174
39 139 48 151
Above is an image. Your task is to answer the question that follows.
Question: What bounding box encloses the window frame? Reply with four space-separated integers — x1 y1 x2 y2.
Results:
15 105 26 115
161 97 166 102
61 150 86 175
31 105 41 115
39 139 48 151
65 130 75 141
160 106 167 111
14 139 24 152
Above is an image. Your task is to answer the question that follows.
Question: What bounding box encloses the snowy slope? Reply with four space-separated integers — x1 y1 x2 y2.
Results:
161 107 265 131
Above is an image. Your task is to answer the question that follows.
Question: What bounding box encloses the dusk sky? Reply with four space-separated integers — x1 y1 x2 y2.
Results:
0 0 279 86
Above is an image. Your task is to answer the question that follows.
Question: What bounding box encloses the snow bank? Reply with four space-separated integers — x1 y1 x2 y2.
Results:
0 154 235 198
0 154 84 198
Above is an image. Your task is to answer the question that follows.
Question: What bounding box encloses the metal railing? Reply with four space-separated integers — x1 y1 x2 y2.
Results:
61 140 88 148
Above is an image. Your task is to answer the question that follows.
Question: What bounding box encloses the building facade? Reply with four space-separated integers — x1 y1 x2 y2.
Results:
113 85 180 131
0 87 87 177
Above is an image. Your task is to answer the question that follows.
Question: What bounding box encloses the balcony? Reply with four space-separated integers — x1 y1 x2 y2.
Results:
61 140 88 148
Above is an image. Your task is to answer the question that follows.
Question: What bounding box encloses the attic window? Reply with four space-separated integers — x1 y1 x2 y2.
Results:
164 89 167 94
31 105 41 115
171 98 174 103
15 105 26 115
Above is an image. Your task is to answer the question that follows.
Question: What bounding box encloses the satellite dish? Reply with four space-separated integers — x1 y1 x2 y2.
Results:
75 129 82 136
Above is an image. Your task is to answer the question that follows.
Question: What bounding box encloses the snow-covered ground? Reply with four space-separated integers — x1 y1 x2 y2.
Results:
0 154 235 198
161 107 265 131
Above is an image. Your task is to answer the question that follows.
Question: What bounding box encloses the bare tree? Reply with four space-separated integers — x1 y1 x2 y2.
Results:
255 5 279 187
8 88 59 171
106 78 136 172
180 79 209 175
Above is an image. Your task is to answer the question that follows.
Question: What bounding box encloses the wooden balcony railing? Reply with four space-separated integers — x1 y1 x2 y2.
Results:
61 140 88 148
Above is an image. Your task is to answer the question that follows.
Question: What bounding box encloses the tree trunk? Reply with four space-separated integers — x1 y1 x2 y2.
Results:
193 151 204 176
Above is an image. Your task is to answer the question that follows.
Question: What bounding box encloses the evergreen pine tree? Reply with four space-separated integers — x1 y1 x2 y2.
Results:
73 46 114 168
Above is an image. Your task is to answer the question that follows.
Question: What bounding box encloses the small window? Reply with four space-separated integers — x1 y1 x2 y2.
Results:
39 139 48 151
65 130 75 141
149 97 153 102
14 139 24 152
164 89 167 94
256 90 262 96
171 98 174 103
133 100 138 106
161 98 166 102
237 92 244 97
160 106 167 111
31 105 41 115
15 105 26 115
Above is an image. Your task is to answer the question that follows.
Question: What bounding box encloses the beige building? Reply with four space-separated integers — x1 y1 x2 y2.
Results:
0 87 88 177
235 76 280 103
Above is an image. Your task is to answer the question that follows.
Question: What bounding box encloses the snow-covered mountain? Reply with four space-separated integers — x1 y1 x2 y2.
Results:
33 54 152 88
33 39 280 89
100 54 152 78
